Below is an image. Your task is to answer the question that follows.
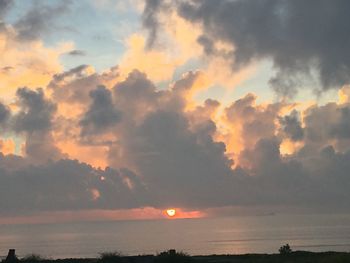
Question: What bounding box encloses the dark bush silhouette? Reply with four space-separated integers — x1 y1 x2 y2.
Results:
154 250 193 263
5 249 19 263
21 254 45 263
279 244 292 255
99 252 125 263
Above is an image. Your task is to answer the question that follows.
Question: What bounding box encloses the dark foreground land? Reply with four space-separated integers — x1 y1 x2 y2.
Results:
3 251 350 263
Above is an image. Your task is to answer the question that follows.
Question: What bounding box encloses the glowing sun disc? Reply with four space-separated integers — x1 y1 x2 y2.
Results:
166 209 176 217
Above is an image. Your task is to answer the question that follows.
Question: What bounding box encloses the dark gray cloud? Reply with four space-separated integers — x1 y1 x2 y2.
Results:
144 0 350 96
53 65 89 82
330 107 350 139
237 137 350 208
2 136 350 214
0 0 12 33
80 86 121 136
142 0 168 48
115 110 233 208
0 155 148 214
113 70 161 120
0 102 10 124
14 0 71 41
67 49 87 56
304 103 350 142
0 0 13 18
279 110 304 141
11 87 63 163
172 71 202 92
13 87 56 133
295 101 350 156
108 71 236 208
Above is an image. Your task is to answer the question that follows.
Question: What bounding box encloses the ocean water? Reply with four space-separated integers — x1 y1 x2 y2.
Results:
0 213 350 259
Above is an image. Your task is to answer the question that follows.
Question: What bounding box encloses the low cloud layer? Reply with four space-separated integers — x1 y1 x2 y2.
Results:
0 155 148 214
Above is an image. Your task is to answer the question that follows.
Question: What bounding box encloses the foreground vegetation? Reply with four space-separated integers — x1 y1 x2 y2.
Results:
3 250 350 263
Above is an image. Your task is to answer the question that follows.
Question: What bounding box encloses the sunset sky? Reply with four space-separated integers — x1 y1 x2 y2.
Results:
1 0 350 223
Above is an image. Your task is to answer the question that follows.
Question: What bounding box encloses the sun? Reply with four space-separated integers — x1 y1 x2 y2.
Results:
166 209 176 217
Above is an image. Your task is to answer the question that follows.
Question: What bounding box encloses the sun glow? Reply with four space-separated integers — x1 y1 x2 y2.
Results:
166 209 176 217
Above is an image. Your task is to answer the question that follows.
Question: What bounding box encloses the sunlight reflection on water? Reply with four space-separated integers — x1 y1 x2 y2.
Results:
0 213 350 259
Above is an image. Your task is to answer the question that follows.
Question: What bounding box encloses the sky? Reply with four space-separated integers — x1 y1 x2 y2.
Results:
1 0 350 223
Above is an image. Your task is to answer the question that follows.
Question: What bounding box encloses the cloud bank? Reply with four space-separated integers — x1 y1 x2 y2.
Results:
1 0 350 218
1 67 350 215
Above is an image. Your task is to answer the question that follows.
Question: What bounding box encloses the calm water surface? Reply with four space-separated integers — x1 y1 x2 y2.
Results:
0 214 350 258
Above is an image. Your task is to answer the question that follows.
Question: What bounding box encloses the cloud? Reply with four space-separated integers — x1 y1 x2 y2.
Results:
279 110 304 141
143 0 350 96
106 69 350 210
113 69 160 121
0 17 71 99
66 49 87 56
2 1 350 217
49 65 119 104
13 87 56 133
14 0 71 41
221 93 285 162
142 0 163 48
299 100 350 155
0 155 148 214
51 64 91 82
2 66 350 214
80 86 121 136
0 101 10 124
0 138 15 155
0 0 13 18
110 109 233 208
119 34 187 82
46 66 121 168
12 87 63 163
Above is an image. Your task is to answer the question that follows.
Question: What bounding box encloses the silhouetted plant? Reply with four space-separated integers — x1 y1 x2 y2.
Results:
4 249 19 263
279 244 292 255
154 250 193 263
21 254 45 263
99 252 124 263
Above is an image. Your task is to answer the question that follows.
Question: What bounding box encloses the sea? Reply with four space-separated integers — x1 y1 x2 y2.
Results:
0 213 350 259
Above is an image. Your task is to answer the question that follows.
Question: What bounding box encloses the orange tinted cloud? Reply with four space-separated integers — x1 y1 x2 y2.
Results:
119 34 183 82
0 138 16 155
56 140 109 169
339 85 350 104
280 139 304 156
119 12 202 83
0 30 72 99
163 12 255 98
